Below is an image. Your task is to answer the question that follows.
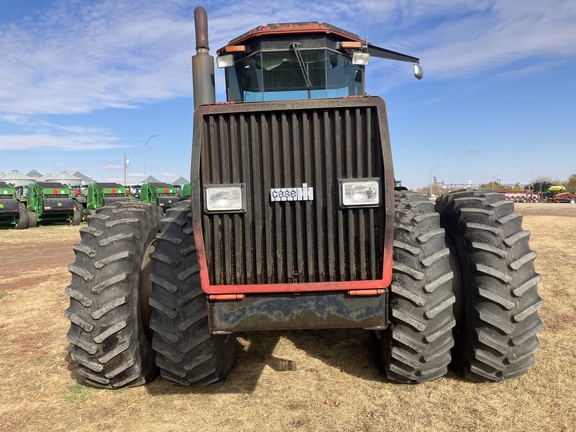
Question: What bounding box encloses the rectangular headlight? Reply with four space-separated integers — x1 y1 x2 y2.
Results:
352 52 370 66
204 184 246 213
340 178 381 208
217 54 235 69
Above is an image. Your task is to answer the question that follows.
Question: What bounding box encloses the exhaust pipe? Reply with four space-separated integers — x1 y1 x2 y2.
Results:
192 7 215 108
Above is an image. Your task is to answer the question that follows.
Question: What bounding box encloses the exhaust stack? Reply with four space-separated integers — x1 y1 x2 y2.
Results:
192 7 215 108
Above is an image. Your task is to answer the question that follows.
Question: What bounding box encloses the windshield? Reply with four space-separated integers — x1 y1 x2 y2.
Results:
226 49 364 102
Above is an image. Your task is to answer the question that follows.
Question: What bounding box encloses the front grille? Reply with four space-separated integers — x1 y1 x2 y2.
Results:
200 102 386 285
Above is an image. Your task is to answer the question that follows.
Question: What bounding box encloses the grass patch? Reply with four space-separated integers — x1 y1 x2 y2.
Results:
0 291 11 299
61 384 94 403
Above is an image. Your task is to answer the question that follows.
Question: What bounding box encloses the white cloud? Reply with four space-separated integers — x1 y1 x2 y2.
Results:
0 133 120 151
410 0 576 78
0 0 575 150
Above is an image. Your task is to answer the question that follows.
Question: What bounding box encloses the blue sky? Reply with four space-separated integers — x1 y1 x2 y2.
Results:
1 0 575 189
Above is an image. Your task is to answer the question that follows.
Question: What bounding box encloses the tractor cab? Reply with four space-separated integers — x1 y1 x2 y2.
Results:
216 22 423 102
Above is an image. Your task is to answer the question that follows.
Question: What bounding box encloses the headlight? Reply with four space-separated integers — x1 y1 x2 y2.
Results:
340 178 381 208
352 51 370 66
217 54 235 69
204 184 246 213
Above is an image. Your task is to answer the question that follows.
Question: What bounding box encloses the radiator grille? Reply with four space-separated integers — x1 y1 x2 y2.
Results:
200 105 385 285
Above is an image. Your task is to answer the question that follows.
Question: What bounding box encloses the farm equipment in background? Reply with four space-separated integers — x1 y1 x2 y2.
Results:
66 7 542 389
138 182 179 209
70 187 87 218
0 181 27 229
180 183 191 198
85 182 131 215
500 190 542 202
551 191 576 204
23 182 82 228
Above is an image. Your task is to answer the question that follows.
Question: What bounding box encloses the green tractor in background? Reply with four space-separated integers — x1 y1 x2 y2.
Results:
139 182 179 210
85 182 131 216
0 181 27 229
22 182 83 228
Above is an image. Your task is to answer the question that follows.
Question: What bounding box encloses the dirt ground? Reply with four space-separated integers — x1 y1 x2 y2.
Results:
0 202 575 432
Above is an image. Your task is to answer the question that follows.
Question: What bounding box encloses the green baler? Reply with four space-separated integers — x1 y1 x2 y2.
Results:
86 182 130 214
0 181 27 228
25 182 82 227
139 182 179 210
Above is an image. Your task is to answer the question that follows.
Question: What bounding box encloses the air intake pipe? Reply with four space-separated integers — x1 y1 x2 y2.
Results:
192 7 215 108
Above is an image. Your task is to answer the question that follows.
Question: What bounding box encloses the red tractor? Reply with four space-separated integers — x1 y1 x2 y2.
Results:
66 7 542 388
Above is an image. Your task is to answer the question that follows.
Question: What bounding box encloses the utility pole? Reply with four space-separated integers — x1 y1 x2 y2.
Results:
123 152 129 186
143 134 157 184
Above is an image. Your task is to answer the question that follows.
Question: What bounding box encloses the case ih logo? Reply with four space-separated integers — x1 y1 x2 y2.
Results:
270 183 314 202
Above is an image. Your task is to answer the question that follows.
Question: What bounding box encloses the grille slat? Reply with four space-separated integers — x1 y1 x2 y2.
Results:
201 105 385 286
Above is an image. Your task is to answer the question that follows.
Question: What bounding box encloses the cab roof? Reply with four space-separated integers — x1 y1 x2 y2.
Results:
217 21 419 64
221 22 363 50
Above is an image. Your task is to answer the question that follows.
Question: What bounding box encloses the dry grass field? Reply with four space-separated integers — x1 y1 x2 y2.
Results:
1 203 575 432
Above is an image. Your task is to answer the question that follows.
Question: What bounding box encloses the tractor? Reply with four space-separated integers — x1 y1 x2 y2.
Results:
66 7 542 389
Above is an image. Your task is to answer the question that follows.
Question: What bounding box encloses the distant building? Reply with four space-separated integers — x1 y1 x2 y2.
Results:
136 175 162 184
51 171 82 186
171 176 189 186
2 170 34 186
72 171 95 186
26 170 44 179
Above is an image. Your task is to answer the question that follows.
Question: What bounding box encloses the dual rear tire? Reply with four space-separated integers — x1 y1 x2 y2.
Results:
435 190 543 381
65 200 236 388
375 190 542 383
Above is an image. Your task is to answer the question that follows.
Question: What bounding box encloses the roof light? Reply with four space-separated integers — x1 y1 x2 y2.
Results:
217 54 235 69
352 51 370 65
225 45 246 53
340 41 363 49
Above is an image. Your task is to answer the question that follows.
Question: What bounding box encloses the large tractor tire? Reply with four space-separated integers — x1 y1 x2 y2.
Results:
27 211 37 228
149 200 237 385
435 190 543 381
373 191 456 383
71 207 83 225
17 204 29 229
65 201 164 388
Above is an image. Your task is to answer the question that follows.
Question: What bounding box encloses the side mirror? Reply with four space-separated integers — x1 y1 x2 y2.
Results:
413 63 424 80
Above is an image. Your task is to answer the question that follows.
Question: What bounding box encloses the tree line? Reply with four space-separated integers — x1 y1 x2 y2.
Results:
480 173 576 193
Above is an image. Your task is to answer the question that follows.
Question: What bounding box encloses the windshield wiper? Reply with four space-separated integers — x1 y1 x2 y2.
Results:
290 42 313 97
